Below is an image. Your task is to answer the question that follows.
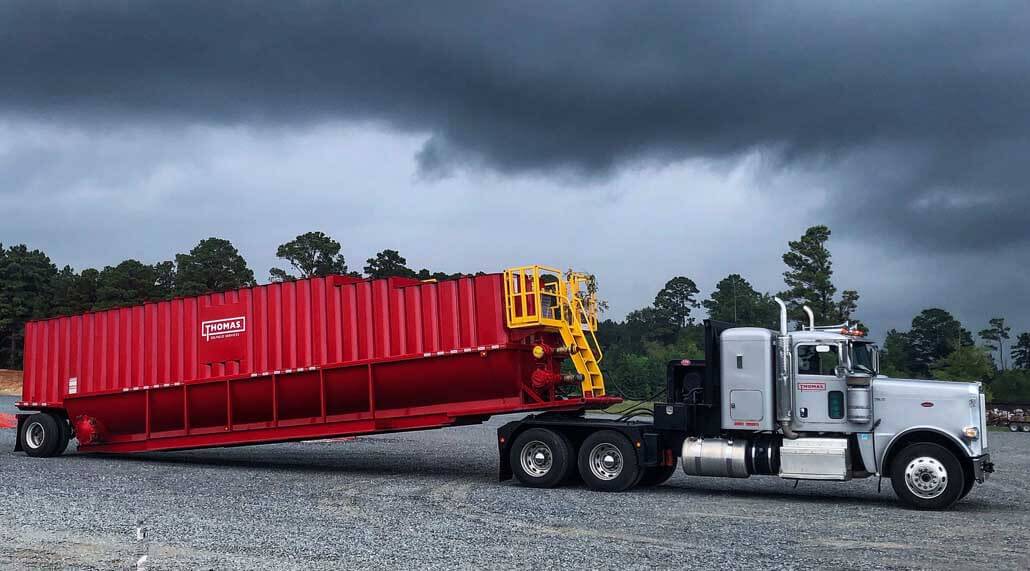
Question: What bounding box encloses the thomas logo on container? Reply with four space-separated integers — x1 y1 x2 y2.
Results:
201 317 246 341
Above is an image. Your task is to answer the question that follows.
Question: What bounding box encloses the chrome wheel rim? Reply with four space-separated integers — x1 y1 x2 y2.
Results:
25 422 45 450
520 440 553 478
1023 424 1030 432
588 443 623 481
904 456 948 499
1010 424 1019 432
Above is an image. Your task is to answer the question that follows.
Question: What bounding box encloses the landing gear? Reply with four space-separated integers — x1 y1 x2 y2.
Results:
19 412 70 458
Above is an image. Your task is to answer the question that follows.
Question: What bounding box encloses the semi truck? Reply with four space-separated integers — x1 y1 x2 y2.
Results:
13 265 993 509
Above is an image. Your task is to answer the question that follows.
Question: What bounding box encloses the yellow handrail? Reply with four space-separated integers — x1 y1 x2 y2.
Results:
503 265 605 397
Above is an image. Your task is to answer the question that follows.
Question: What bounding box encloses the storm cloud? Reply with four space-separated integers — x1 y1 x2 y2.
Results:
3 2 1030 235
2 1 1030 334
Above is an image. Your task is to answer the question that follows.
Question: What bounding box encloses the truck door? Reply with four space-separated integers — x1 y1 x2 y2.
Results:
793 343 848 429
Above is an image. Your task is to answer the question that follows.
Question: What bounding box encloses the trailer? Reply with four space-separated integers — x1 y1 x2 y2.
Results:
14 266 613 455
988 406 1030 432
14 265 995 509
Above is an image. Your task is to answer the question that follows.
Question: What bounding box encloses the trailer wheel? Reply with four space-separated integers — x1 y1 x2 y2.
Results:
637 461 678 487
509 428 574 488
889 443 964 510
577 430 640 492
19 413 65 458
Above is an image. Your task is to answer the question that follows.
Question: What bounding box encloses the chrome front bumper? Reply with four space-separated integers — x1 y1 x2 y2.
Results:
972 453 994 483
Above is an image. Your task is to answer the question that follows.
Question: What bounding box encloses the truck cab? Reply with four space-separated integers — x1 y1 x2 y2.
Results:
655 300 994 509
501 297 994 510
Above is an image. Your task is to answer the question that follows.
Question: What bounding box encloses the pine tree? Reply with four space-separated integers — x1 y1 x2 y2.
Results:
780 225 837 325
174 238 256 296
1011 332 1030 370
270 231 356 281
364 249 417 279
653 276 700 327
978 317 1011 370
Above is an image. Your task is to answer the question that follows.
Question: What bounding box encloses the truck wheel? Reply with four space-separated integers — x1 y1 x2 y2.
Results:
637 461 678 487
20 413 65 458
890 443 965 510
578 430 640 492
959 468 975 500
1010 423 1019 432
509 428 574 488
1022 424 1030 433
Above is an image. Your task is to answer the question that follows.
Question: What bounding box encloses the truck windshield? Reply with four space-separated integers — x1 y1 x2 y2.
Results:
850 342 876 374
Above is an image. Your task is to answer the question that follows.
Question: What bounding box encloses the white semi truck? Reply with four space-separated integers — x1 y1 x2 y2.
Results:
499 298 994 509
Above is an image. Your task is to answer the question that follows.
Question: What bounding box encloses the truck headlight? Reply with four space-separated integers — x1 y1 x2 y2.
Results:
963 426 979 439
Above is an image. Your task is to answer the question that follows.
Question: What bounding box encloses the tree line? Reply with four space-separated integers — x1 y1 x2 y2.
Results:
2 227 1028 402
596 226 1030 402
0 232 466 368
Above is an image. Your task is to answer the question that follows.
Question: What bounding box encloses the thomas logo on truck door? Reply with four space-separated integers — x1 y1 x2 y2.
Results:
798 382 827 392
201 317 246 341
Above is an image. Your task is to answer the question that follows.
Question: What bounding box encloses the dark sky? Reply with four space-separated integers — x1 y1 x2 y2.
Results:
2 1 1029 339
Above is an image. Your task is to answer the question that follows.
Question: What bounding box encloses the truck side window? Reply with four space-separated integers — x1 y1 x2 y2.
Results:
797 345 840 376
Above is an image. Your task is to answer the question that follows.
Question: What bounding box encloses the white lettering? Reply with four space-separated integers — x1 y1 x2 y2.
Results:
201 317 247 341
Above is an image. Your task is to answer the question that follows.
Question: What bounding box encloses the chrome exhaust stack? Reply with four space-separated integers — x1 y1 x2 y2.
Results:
802 305 815 331
773 297 798 439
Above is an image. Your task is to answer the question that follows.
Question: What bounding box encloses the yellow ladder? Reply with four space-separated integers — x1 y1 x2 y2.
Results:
503 266 605 398
560 296 605 397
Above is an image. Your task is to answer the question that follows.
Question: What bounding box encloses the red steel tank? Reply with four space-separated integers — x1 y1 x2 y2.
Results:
14 266 615 456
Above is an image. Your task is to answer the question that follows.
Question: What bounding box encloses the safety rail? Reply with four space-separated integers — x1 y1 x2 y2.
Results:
503 265 605 397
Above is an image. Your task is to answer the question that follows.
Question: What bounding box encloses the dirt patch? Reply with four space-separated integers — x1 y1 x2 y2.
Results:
0 369 22 396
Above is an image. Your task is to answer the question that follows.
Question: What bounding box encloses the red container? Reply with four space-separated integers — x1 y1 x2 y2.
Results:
18 273 614 453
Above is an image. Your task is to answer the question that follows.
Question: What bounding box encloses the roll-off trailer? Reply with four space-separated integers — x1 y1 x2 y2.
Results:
13 266 993 509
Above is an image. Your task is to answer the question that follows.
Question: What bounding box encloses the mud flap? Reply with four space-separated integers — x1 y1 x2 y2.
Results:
13 414 29 452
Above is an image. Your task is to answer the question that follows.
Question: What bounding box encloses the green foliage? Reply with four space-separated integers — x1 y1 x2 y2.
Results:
907 308 973 376
702 274 777 328
880 329 915 378
364 249 417 279
94 260 172 310
270 231 356 281
1012 332 1030 370
653 276 700 327
174 238 256 296
978 317 1011 370
990 369 1030 401
930 345 994 382
0 244 57 367
415 269 467 281
781 225 836 323
602 333 703 397
51 266 97 316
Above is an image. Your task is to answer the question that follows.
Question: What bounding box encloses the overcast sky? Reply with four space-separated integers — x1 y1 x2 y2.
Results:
2 1 1029 339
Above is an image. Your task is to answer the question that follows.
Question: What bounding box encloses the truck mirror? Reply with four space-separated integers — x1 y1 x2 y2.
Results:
834 365 847 379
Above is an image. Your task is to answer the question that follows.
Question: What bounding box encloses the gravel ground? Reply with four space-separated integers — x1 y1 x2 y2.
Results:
1 395 1028 570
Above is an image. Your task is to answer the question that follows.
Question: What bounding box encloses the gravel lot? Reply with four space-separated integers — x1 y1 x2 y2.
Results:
1 395 1028 570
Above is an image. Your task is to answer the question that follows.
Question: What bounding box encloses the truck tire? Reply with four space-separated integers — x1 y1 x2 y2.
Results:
509 428 574 488
959 468 975 500
1022 424 1030 433
577 430 641 492
19 413 65 458
637 461 678 487
889 443 965 510
1010 423 1019 432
